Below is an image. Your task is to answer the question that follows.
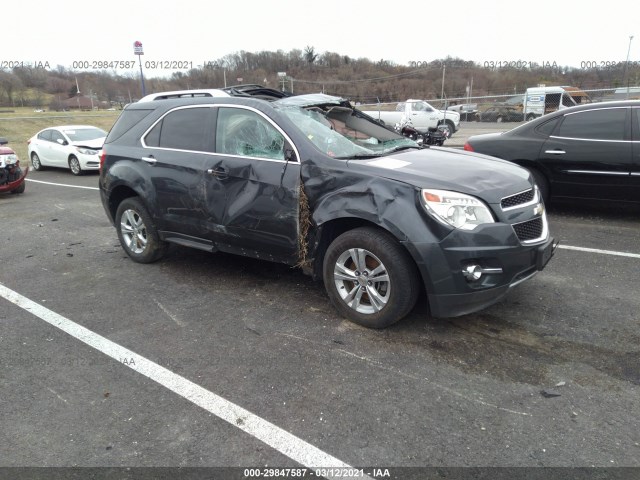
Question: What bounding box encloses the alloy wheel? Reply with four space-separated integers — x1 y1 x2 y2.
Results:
333 248 390 314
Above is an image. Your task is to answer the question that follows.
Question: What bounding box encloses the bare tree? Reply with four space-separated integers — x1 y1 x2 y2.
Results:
0 71 23 107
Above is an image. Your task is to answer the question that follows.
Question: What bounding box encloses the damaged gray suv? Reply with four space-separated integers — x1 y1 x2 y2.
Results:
99 93 555 328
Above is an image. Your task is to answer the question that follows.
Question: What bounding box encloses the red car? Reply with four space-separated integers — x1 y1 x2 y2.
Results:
0 137 28 194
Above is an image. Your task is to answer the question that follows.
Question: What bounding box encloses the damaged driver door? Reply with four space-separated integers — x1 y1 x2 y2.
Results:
204 106 301 264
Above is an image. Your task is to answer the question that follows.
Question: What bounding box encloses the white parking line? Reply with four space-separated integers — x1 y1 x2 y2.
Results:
26 178 99 191
558 245 640 259
0 283 366 478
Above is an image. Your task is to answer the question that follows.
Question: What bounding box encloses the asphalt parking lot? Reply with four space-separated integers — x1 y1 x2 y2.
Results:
1 128 639 477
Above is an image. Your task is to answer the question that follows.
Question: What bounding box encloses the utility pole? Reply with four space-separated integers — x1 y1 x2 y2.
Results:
624 35 634 98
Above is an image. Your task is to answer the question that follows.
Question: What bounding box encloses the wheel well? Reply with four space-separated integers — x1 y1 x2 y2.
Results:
107 185 139 221
311 218 422 284
512 161 551 198
438 119 456 131
513 160 548 178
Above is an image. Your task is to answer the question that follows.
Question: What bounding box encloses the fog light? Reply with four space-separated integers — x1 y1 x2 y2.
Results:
463 265 483 281
462 264 504 282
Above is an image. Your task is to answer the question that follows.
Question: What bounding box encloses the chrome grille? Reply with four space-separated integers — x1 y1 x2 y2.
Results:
501 188 535 210
512 217 544 242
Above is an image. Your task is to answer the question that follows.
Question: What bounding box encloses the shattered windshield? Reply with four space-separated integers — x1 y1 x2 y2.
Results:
278 106 418 159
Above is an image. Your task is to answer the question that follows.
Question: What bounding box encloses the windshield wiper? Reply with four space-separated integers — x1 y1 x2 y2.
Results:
335 153 382 160
336 145 420 159
385 145 421 153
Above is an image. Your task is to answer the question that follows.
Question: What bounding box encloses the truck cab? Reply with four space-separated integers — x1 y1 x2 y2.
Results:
400 100 460 133
361 100 460 136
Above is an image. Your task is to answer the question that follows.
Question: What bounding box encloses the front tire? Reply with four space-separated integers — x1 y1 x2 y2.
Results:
323 227 420 328
437 124 451 138
115 198 168 263
69 156 82 175
11 182 26 194
444 120 456 137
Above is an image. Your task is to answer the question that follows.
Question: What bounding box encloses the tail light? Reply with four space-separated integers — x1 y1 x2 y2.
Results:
99 150 106 171
463 142 474 152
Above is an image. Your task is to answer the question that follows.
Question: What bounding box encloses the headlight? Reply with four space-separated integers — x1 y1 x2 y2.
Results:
0 154 18 165
75 147 98 155
421 189 495 230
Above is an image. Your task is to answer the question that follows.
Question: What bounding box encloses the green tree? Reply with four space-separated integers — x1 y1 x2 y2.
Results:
304 46 318 67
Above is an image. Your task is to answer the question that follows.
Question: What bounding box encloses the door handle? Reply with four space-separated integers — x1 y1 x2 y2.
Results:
544 150 566 155
142 156 157 164
207 167 228 178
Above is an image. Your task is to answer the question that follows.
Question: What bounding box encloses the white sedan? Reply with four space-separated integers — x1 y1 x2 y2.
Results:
28 125 107 175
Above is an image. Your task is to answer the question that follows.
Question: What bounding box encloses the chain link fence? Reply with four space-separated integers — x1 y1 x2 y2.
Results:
356 86 640 124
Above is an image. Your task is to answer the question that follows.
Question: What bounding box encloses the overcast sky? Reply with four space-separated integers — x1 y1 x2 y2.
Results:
4 0 638 78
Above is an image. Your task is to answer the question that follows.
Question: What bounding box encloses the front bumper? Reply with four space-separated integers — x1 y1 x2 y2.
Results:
0 164 29 193
78 154 100 170
404 223 556 318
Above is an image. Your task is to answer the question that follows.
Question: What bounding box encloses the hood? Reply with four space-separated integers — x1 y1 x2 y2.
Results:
71 137 105 149
440 109 460 120
347 148 531 205
274 94 348 108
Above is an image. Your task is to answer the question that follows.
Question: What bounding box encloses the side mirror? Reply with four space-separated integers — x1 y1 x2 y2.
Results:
57 138 68 146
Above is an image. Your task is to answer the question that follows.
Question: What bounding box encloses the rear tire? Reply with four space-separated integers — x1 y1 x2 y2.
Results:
31 152 44 171
323 227 420 328
529 168 550 205
115 197 168 263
